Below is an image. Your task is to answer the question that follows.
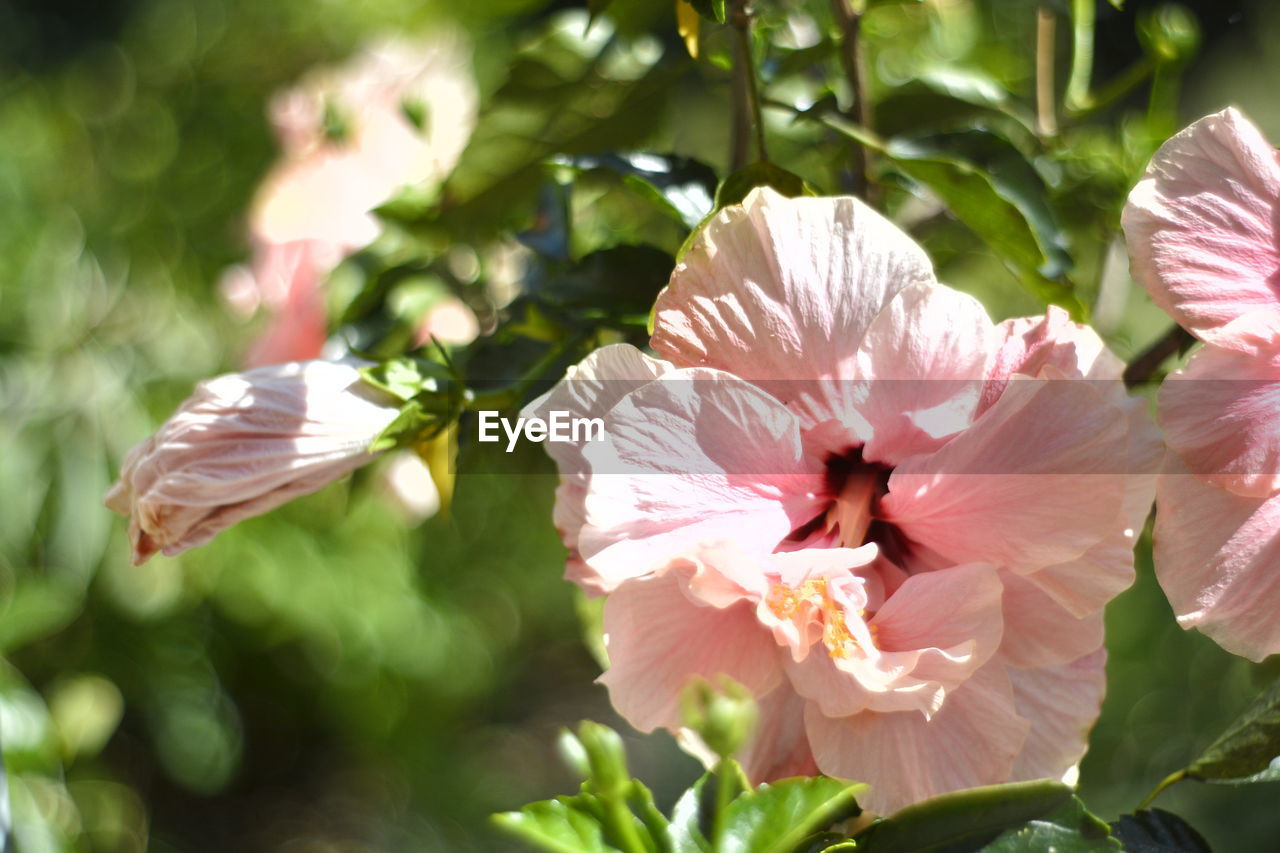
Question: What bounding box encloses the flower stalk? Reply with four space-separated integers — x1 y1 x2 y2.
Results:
729 0 768 168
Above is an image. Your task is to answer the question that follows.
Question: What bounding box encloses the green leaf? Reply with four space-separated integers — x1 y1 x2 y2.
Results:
626 781 673 852
820 116 1083 317
1185 675 1280 785
978 821 1118 852
883 134 1080 317
875 69 1034 138
855 780 1097 853
1110 810 1211 853
0 577 84 654
538 245 675 320
368 395 455 453
669 773 714 853
555 152 718 229
427 13 681 240
494 796 620 853
894 127 1071 277
720 776 864 853
687 0 726 24
715 162 811 209
359 356 454 402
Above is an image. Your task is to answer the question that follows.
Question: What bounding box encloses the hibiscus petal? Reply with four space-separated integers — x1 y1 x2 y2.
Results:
1008 648 1107 784
1159 327 1280 498
979 306 1124 415
1019 391 1158 615
784 563 1003 719
598 570 784 732
524 344 676 593
1154 458 1280 661
804 661 1029 815
1122 107 1280 342
522 343 674 478
853 283 995 465
735 687 819 783
871 563 1005 682
999 571 1105 668
1022 539 1135 620
651 187 935 426
882 376 1130 573
578 369 826 589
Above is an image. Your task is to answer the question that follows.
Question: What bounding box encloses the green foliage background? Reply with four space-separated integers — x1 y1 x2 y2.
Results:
1 0 1279 849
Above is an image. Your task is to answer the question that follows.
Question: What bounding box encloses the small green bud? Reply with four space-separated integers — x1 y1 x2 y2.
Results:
576 721 631 796
1137 5 1201 66
556 727 591 780
680 675 758 760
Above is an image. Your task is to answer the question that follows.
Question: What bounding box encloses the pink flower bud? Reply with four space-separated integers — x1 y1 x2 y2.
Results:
105 360 399 564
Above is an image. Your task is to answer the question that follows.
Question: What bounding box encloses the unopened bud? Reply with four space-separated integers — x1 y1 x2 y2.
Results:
575 721 631 796
1138 5 1201 66
680 675 758 761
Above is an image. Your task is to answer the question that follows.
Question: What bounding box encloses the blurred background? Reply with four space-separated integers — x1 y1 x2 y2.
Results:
2 0 1279 849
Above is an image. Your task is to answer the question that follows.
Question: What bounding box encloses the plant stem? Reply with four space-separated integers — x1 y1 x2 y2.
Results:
729 0 768 167
830 0 876 202
1123 324 1195 388
1066 56 1156 121
1036 6 1058 138
1065 0 1096 111
712 758 736 844
1138 768 1187 810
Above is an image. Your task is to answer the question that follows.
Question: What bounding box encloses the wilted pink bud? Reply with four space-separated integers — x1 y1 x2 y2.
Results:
105 360 399 565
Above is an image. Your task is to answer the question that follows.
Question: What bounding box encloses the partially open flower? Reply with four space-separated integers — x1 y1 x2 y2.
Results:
529 188 1158 812
105 360 398 564
1123 107 1280 660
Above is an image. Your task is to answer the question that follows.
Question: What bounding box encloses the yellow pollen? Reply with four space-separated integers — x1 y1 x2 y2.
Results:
766 578 874 659
766 578 827 618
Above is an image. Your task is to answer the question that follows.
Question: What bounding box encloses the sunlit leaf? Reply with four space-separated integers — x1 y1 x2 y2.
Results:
359 355 455 402
894 127 1072 278
820 114 1082 316
429 13 682 240
556 152 718 229
720 776 864 853
978 821 1118 852
669 773 714 853
493 796 619 853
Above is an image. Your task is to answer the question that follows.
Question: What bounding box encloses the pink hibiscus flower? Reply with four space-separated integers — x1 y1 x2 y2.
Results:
1123 107 1280 661
228 34 479 367
105 360 398 564
528 188 1158 812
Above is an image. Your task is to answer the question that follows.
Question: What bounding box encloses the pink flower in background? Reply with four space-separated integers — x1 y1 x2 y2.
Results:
226 33 479 367
1123 107 1280 661
529 188 1158 812
105 360 398 564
